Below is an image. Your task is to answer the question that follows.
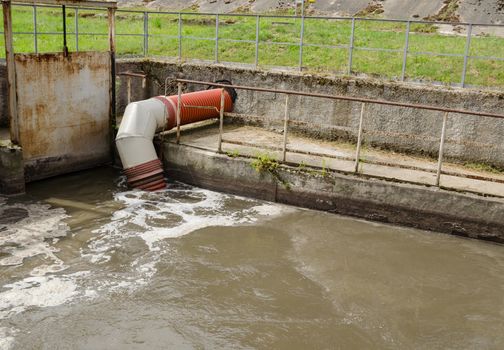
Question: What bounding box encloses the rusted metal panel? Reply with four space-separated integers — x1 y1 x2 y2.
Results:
14 51 111 181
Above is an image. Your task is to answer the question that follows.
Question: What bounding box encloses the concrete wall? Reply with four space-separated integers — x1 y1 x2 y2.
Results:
164 142 504 243
0 142 25 195
0 64 8 128
117 59 504 169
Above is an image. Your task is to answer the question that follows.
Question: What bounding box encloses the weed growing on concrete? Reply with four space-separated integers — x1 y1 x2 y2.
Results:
297 161 307 171
226 149 240 158
251 153 279 173
251 153 290 190
463 162 504 174
320 158 328 177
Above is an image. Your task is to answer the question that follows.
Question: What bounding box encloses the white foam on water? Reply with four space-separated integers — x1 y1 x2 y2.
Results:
81 186 289 294
0 271 88 319
0 184 289 341
0 327 16 350
93 187 288 251
0 203 69 268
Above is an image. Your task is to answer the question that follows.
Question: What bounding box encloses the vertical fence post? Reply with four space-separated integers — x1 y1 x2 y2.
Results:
255 15 260 68
3 0 20 144
178 13 182 60
127 77 132 104
354 102 365 173
436 112 449 187
348 18 355 75
461 24 473 88
143 11 148 56
282 94 290 162
298 14 305 72
215 14 219 64
33 5 38 53
401 21 410 81
75 8 78 52
176 82 182 144
218 89 225 153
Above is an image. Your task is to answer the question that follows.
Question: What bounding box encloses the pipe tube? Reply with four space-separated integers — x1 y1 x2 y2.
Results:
116 88 235 191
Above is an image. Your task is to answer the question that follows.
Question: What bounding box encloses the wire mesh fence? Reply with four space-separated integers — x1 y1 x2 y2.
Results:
2 4 504 90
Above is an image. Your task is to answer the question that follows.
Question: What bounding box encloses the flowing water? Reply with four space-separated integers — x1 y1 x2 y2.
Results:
1 167 504 350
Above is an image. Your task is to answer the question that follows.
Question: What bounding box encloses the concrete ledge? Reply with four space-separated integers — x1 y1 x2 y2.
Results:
163 142 504 243
0 143 25 195
24 153 112 183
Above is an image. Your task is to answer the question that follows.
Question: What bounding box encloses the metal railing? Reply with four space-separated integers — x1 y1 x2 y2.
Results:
3 4 504 90
168 78 504 193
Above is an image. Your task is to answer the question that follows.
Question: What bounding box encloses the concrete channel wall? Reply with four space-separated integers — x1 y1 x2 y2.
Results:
117 59 504 169
163 142 504 243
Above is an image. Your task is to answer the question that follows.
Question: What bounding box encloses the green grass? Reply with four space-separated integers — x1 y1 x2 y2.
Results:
3 5 504 88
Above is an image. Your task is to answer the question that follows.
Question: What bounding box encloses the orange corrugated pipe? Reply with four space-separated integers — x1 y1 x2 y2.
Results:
117 84 237 191
154 88 234 130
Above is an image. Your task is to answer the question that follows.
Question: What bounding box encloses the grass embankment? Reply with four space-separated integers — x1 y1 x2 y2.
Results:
3 6 504 88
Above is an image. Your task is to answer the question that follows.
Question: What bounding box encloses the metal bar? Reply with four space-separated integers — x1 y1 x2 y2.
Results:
175 79 504 119
298 14 305 71
142 77 147 98
255 15 260 68
33 4 37 53
74 8 78 52
218 89 225 153
461 24 473 88
259 40 301 46
401 21 410 81
353 47 403 53
108 7 116 55
348 18 355 75
164 76 170 96
179 35 216 41
12 0 118 9
10 4 504 27
215 14 219 63
302 42 349 49
176 82 182 144
127 77 132 104
108 7 117 157
282 94 290 161
178 13 182 60
118 72 147 78
354 103 365 173
62 5 68 55
436 112 449 186
467 55 504 61
143 11 148 56
213 38 256 44
409 51 465 58
109 8 504 27
3 0 19 144
219 134 504 185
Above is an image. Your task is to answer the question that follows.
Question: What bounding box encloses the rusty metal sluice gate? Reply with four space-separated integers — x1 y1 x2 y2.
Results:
1 0 117 189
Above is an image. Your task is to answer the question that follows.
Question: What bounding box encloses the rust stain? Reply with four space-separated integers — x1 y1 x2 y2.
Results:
15 52 111 163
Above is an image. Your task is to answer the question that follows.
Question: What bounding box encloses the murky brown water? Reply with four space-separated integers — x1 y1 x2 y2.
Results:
1 167 504 349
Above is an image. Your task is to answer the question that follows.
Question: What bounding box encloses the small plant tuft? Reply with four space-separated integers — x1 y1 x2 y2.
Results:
251 153 290 190
226 149 240 158
251 153 279 173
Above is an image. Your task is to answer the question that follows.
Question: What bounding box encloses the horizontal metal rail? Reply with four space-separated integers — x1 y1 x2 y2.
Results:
6 3 504 90
219 138 504 185
159 79 504 197
175 79 504 119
